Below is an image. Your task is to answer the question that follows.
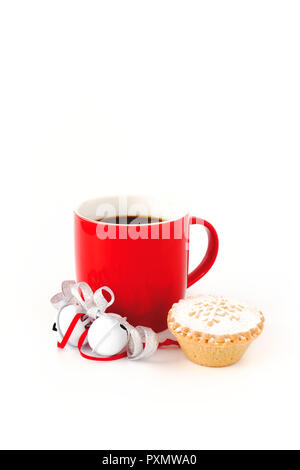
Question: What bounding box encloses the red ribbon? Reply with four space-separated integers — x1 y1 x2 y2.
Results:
57 313 85 349
57 313 178 360
77 329 128 361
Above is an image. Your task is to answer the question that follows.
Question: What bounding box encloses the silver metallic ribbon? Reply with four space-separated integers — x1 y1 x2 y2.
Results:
50 280 166 360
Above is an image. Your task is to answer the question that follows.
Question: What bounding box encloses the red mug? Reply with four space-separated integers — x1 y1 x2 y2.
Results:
74 196 218 332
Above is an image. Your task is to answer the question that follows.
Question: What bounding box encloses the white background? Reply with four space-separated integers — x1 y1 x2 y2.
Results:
0 1 299 450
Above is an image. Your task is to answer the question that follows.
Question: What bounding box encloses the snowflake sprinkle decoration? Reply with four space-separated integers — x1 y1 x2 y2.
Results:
188 296 243 327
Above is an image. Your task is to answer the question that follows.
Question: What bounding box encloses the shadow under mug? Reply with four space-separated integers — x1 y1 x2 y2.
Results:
74 196 219 332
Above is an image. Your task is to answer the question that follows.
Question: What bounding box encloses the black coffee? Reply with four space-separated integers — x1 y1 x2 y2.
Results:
95 215 165 225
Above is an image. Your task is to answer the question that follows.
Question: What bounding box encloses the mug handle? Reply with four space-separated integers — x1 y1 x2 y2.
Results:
187 217 219 288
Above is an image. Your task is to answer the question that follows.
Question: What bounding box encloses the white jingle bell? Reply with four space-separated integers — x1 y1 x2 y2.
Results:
56 304 88 347
87 315 128 356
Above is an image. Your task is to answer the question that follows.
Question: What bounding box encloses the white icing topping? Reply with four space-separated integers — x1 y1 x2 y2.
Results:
171 295 262 336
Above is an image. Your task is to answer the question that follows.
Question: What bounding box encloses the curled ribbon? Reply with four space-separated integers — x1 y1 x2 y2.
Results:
51 281 114 319
50 281 177 360
50 280 77 311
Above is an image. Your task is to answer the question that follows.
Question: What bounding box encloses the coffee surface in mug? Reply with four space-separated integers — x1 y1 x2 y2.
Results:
95 215 165 225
